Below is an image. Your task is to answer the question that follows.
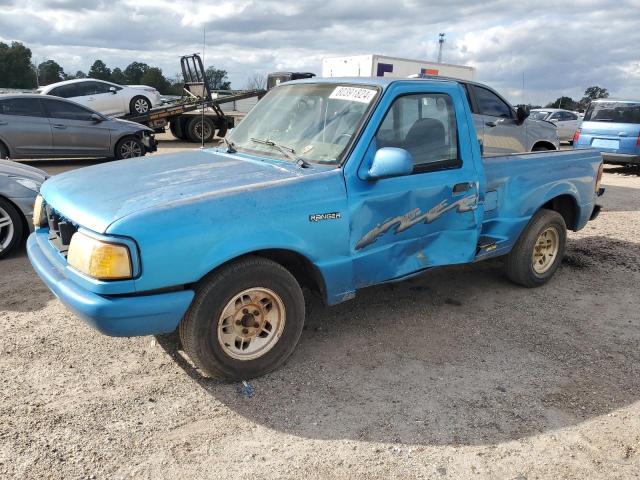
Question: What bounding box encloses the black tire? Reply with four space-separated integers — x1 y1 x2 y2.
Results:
505 209 567 287
532 145 551 151
0 197 24 260
179 256 305 381
129 95 152 115
114 136 145 160
0 142 8 160
169 120 182 140
186 117 215 143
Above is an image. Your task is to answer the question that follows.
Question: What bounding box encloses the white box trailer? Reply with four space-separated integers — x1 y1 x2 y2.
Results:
322 54 475 81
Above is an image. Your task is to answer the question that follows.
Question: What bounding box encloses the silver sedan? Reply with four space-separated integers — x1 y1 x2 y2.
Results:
0 94 157 160
0 159 47 258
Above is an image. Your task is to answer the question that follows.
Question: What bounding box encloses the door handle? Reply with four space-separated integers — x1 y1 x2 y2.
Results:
52 124 67 129
453 182 472 194
618 132 628 137
0 121 7 126
485 121 497 127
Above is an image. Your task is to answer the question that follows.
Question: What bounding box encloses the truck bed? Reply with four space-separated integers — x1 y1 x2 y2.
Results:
479 148 603 258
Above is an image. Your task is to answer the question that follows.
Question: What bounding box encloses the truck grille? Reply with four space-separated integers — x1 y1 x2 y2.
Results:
46 205 78 255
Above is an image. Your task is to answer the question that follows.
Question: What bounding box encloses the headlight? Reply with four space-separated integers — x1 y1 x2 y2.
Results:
13 177 40 192
67 231 132 280
33 195 46 228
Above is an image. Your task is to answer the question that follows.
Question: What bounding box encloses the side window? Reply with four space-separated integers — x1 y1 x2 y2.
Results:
472 85 512 118
0 98 43 117
549 112 562 120
49 84 79 98
375 93 459 172
84 81 113 95
43 99 94 121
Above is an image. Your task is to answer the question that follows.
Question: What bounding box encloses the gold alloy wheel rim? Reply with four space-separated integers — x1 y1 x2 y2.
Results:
532 226 559 274
217 287 286 361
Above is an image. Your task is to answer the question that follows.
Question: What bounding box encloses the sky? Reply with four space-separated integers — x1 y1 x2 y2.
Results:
1 0 639 106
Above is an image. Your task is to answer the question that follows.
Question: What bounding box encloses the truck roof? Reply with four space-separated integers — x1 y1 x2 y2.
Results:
287 76 460 89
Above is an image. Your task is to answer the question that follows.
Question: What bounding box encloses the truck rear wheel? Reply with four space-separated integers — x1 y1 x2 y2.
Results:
504 209 566 287
187 117 215 143
179 257 305 380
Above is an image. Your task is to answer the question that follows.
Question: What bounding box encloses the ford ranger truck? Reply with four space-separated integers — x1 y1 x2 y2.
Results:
28 78 605 380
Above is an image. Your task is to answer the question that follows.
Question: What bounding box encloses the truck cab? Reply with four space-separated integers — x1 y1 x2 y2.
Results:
28 78 604 380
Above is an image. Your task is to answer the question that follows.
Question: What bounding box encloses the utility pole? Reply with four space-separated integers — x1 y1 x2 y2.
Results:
437 33 446 63
201 26 206 149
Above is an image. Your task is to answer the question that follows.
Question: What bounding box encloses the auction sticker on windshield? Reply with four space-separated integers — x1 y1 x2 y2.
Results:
329 86 377 103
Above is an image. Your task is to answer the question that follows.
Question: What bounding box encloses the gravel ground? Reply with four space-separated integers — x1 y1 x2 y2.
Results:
1 145 639 479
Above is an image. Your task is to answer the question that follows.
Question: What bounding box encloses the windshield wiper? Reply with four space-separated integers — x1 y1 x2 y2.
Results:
223 137 237 153
250 137 310 168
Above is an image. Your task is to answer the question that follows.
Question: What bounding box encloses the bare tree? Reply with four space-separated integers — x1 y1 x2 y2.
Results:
245 73 267 90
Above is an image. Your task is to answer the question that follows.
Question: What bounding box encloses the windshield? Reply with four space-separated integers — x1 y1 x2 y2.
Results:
228 83 378 164
530 111 551 120
584 101 640 124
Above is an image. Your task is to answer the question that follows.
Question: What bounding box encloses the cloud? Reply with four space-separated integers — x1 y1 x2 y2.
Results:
0 0 638 104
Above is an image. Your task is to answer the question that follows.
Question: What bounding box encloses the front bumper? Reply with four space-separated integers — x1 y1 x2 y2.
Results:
27 233 194 337
142 133 158 153
601 152 640 165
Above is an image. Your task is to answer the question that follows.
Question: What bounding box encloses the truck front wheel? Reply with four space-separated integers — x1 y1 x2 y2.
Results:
179 257 305 380
504 209 567 287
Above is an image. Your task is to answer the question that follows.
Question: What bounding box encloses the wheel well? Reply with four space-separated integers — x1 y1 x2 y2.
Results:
532 141 557 151
202 249 327 302
0 194 29 240
113 133 144 155
542 194 578 230
0 138 10 158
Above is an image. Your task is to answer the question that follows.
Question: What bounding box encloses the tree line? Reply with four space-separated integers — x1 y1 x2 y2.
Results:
0 41 232 95
2 40 609 105
515 86 609 112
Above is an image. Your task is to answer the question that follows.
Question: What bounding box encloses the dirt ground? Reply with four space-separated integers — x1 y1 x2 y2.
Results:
1 139 639 479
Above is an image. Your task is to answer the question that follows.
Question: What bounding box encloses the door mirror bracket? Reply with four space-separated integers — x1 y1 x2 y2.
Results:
516 106 530 125
90 113 104 122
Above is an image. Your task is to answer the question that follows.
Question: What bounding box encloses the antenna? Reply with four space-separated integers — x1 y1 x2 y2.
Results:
437 33 446 63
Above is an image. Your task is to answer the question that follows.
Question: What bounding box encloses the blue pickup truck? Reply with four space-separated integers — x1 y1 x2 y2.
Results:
28 78 604 380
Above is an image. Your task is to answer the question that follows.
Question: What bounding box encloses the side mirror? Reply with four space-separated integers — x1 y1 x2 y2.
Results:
366 147 413 180
109 86 117 94
516 106 530 125
90 113 103 122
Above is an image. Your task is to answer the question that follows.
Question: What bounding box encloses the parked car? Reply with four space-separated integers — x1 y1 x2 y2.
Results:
28 78 603 380
0 159 47 259
39 79 162 116
413 76 559 155
0 94 157 160
530 108 582 143
573 99 640 165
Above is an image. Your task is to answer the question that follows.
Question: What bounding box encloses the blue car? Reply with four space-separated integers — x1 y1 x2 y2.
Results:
574 99 640 165
27 78 604 380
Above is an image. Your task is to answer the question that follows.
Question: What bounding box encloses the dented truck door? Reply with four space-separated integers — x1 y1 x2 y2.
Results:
344 82 484 288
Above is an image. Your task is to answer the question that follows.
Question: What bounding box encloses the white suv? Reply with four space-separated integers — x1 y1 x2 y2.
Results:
39 79 162 117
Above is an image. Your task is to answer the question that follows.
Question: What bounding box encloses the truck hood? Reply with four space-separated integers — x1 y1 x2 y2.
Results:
41 149 319 233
